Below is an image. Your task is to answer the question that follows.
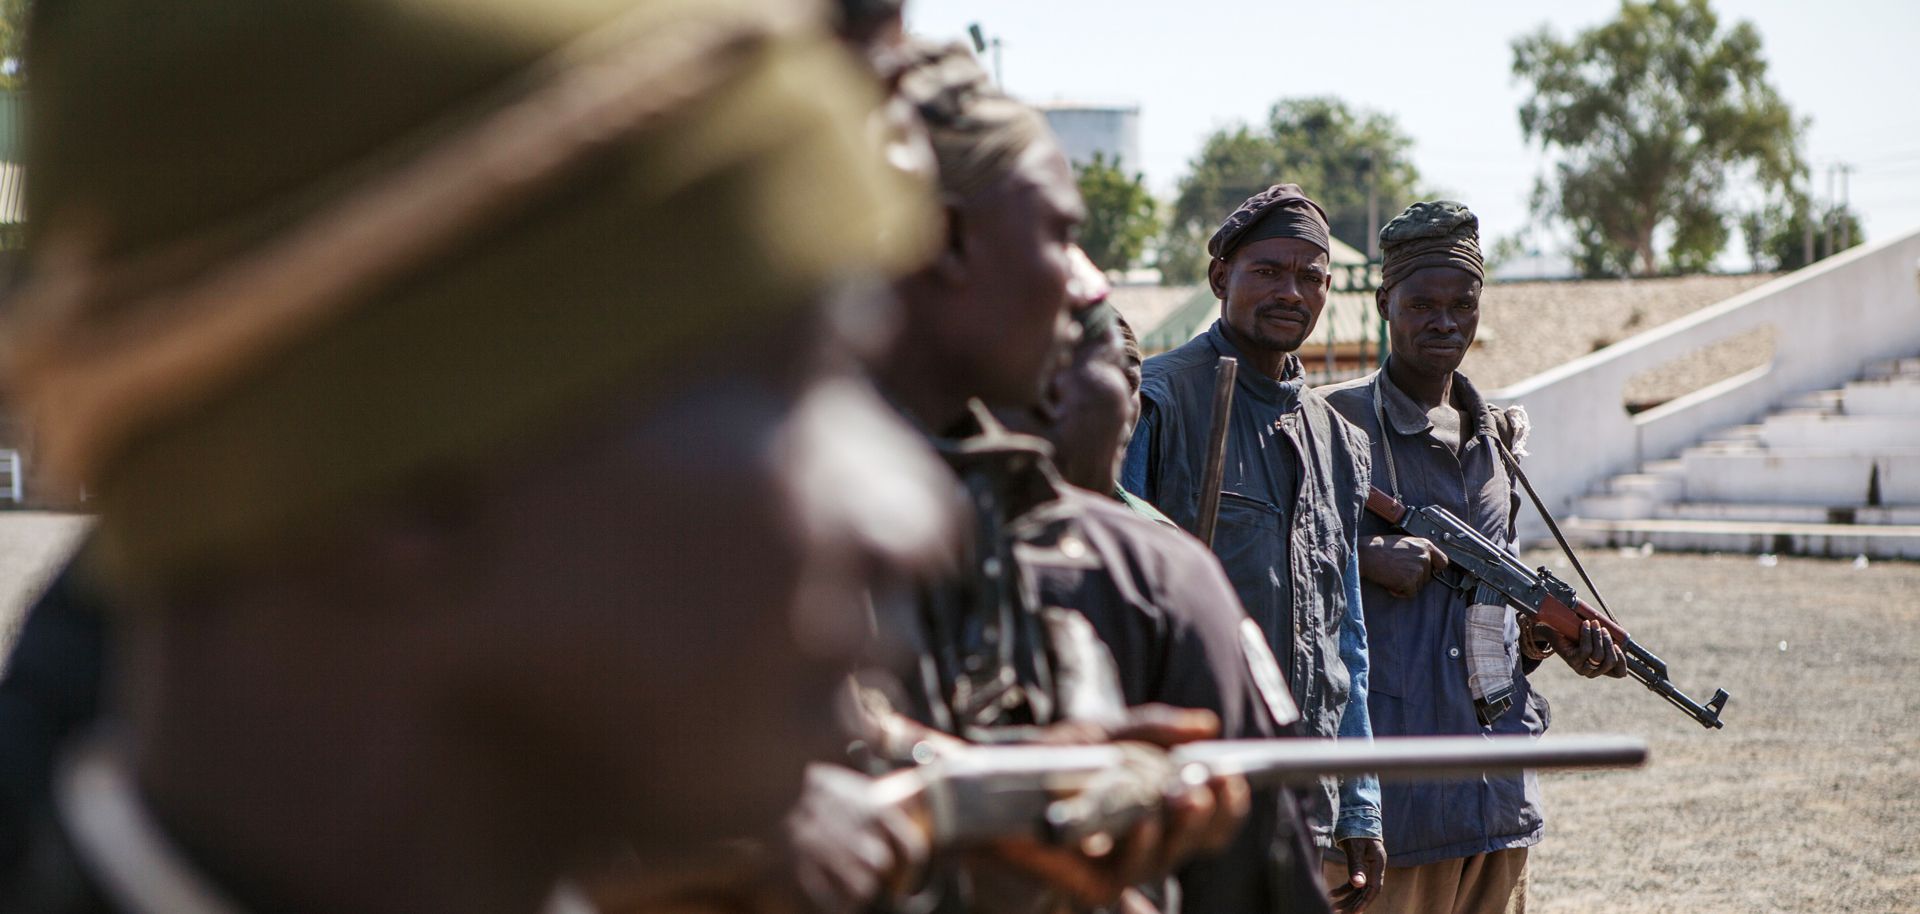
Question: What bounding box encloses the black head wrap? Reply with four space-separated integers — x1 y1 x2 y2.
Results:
1378 200 1484 293
1072 301 1119 356
1207 184 1331 262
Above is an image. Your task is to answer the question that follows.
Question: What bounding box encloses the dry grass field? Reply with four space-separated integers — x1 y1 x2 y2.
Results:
0 519 1912 911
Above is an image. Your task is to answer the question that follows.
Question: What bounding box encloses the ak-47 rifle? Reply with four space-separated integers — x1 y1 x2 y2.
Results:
872 734 1647 847
1364 487 1729 730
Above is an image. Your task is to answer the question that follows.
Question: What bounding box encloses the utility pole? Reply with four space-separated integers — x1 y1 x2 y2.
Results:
967 23 1003 86
1364 149 1381 262
1838 163 1854 251
1824 163 1836 260
1363 149 1384 369
1802 169 1814 266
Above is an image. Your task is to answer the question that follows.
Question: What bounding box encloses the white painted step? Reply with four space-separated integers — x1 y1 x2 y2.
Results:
1649 502 1920 525
1680 448 1920 506
1784 389 1844 413
1861 356 1920 381
1608 472 1685 502
1703 424 1765 446
1561 518 1920 560
1841 378 1920 416
1758 413 1920 449
1577 491 1655 521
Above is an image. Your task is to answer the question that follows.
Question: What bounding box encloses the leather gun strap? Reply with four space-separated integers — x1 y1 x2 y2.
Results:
1492 436 1618 622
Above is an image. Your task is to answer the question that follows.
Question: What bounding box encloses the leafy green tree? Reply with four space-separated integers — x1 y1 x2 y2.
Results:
1513 0 1803 277
1158 97 1419 284
1073 152 1160 273
0 0 27 90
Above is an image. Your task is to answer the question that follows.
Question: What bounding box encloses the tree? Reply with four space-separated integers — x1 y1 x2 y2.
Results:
1739 196 1863 272
1513 0 1804 277
1158 97 1420 284
1073 152 1160 273
0 0 26 90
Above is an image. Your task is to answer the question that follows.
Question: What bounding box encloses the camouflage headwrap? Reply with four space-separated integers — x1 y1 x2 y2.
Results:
893 41 1052 202
834 0 905 28
1116 315 1142 378
1207 184 1331 262
5 0 933 583
1379 200 1485 294
1072 302 1119 357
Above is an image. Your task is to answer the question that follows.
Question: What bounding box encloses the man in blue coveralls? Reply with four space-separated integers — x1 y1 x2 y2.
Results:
1319 201 1625 914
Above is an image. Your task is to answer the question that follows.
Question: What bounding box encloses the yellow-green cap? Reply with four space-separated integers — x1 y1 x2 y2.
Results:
9 0 935 583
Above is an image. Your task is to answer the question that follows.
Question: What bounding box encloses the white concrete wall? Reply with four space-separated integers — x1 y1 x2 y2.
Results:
1491 227 1920 542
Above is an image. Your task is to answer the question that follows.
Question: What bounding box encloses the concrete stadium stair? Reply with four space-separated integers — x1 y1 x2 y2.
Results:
1566 355 1920 559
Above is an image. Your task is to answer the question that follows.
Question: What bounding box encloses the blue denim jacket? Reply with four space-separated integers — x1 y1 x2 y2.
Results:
1124 322 1382 843
1334 547 1383 842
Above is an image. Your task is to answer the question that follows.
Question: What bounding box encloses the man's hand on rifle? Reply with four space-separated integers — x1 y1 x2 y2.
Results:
786 764 931 913
1543 618 1627 679
984 704 1252 909
1331 836 1386 914
1359 534 1449 599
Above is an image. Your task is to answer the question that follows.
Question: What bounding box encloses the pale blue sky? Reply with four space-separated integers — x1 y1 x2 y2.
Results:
907 0 1920 264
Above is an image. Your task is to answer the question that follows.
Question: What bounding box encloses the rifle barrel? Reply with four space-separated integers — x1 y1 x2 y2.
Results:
1173 735 1648 787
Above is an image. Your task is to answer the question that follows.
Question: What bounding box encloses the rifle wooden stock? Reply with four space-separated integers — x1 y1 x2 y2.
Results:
1192 356 1237 548
1364 486 1407 526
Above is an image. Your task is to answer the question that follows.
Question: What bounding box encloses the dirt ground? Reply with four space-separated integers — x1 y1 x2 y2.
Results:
1521 546 1920 913
0 519 1913 911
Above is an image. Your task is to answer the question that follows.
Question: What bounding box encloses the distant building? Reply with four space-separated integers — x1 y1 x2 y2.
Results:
1035 101 1141 172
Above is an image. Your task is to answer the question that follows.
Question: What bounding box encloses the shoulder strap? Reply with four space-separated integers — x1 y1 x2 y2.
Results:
1490 436 1618 622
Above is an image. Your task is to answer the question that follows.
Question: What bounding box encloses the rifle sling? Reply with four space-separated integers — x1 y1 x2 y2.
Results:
1491 436 1617 622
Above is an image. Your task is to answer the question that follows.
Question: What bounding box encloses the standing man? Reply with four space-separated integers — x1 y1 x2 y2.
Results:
0 0 953 911
1122 185 1386 911
861 43 1242 913
1318 201 1625 914
994 292 1332 914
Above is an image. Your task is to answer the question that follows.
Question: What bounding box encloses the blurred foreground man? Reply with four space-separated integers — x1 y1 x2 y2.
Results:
1318 202 1624 914
994 291 1333 914
857 44 1252 913
1122 185 1386 911
0 1 950 912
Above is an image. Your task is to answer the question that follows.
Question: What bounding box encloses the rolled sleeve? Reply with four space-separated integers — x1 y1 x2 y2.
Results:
1334 542 1383 841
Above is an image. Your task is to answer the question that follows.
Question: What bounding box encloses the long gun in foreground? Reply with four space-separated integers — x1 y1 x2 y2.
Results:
1365 487 1729 729
873 734 1647 847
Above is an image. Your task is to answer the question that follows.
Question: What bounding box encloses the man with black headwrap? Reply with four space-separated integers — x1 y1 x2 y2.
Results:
1122 185 1385 912
1318 201 1625 914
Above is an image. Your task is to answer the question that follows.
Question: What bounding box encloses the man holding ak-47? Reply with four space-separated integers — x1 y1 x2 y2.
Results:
1319 201 1625 914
